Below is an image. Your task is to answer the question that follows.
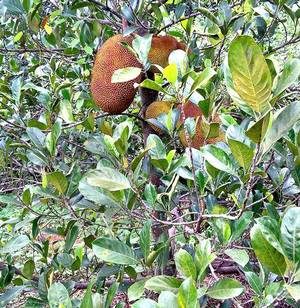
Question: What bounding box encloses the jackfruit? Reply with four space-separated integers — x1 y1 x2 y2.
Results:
177 41 192 54
178 102 223 149
145 101 176 134
146 100 223 148
91 34 142 114
148 35 191 72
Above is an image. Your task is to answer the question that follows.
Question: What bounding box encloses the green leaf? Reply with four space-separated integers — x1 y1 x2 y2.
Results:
281 207 300 265
145 276 182 293
246 112 271 144
104 282 119 308
46 171 68 194
59 100 74 124
132 34 152 66
158 291 178 308
227 139 254 170
163 64 178 84
225 249 249 267
190 67 216 94
139 79 170 95
198 7 219 25
177 277 198 308
194 239 216 282
22 259 35 280
147 134 166 160
45 120 62 156
169 50 189 76
0 235 30 254
256 217 284 254
85 168 131 191
13 31 23 42
27 127 45 149
92 237 138 265
80 280 94 308
230 212 253 241
174 249 197 280
128 280 146 302
48 283 72 308
64 225 79 253
0 286 26 307
3 0 25 15
132 299 158 308
286 284 300 301
200 145 238 176
250 224 286 276
207 278 244 300
228 35 272 114
140 220 152 259
273 59 300 98
78 177 119 207
244 271 263 295
111 67 142 83
261 102 300 157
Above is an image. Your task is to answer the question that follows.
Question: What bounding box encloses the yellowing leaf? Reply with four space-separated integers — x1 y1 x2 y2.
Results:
228 36 272 114
44 23 52 34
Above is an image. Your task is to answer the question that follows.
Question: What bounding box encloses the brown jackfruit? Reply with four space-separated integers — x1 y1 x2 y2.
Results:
178 101 223 149
146 100 223 149
145 101 176 134
91 34 142 114
148 35 191 72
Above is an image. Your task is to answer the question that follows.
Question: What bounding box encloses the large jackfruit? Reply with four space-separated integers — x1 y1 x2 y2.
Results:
91 34 142 114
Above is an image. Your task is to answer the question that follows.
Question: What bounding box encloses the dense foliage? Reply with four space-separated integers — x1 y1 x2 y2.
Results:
0 0 300 307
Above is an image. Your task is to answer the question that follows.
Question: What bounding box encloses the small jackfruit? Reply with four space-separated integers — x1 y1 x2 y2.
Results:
178 102 223 149
148 35 189 72
145 101 176 134
91 34 142 114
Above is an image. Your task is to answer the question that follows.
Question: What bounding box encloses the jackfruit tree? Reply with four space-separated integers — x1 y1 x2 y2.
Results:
0 1 300 307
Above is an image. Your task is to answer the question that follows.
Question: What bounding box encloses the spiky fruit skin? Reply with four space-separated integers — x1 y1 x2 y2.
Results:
148 36 178 69
145 100 223 149
178 102 222 149
91 34 142 114
177 41 192 55
148 35 191 72
145 101 175 134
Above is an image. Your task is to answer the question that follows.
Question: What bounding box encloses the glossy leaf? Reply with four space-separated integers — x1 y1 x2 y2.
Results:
207 278 244 300
200 145 238 176
194 239 216 282
177 277 198 308
145 276 182 293
111 67 142 83
281 207 300 264
228 35 272 113
250 224 286 276
158 291 178 308
225 249 249 267
128 280 146 302
140 220 152 259
92 237 138 265
227 139 254 170
273 59 300 98
261 101 300 157
48 283 72 308
246 112 271 144
0 235 30 254
174 249 197 280
86 168 131 191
